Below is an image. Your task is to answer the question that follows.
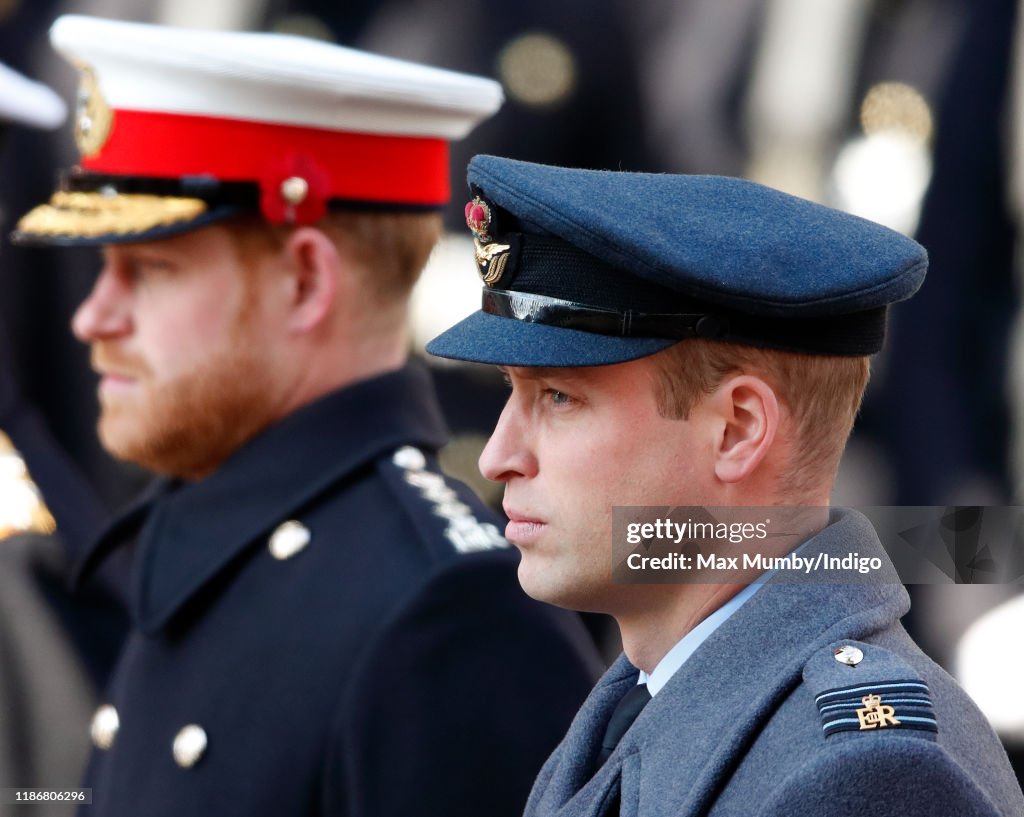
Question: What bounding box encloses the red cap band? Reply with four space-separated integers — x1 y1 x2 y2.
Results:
81 109 450 207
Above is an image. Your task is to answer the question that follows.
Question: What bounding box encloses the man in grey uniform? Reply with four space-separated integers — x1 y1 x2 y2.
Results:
427 155 1024 816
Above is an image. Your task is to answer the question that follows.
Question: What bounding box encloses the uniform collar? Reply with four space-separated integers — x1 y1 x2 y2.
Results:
528 508 911 817
638 579 764 696
637 527 825 696
75 363 449 635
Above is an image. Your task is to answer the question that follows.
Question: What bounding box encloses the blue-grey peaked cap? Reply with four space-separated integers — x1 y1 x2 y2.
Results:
426 155 928 367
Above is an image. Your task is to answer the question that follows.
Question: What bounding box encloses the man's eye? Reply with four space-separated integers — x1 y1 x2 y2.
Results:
545 389 573 406
126 258 174 280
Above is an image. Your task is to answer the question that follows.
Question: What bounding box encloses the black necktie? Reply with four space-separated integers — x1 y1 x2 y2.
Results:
596 683 652 768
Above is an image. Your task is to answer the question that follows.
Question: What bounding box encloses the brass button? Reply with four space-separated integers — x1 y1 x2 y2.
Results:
834 645 864 666
268 520 310 560
280 176 309 205
90 704 119 750
392 445 426 471
173 724 208 768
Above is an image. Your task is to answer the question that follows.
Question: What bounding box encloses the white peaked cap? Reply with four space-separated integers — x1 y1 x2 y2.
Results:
50 15 503 140
13 15 504 245
0 62 66 130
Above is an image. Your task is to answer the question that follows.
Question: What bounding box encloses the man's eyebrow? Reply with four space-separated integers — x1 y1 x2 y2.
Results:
498 366 589 385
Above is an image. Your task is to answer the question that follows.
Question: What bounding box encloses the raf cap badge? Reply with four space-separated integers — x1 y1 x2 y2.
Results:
465 196 493 241
465 196 510 286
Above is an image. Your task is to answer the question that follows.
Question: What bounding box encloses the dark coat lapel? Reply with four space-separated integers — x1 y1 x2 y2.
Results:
526 654 640 816
74 364 449 636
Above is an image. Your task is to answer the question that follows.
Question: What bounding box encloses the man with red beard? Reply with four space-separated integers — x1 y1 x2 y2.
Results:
11 17 601 817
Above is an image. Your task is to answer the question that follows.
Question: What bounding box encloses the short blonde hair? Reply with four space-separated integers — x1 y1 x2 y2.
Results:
225 210 443 304
317 211 442 303
648 340 870 498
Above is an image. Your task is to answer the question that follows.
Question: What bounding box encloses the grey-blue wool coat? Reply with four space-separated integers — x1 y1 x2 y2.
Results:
524 509 1024 817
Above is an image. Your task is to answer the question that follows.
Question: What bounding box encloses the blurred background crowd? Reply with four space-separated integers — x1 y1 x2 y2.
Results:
1 0 1023 805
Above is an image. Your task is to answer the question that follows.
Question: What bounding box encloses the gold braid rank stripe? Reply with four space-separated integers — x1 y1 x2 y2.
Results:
16 191 208 238
0 431 57 540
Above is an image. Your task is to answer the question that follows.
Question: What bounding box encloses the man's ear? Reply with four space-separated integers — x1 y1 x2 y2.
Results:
708 374 779 484
281 226 341 334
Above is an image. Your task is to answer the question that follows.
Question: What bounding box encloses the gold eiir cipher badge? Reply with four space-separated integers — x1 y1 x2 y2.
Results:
856 694 901 730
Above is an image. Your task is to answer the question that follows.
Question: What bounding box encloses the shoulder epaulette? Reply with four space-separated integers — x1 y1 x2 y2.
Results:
804 640 938 739
379 445 507 556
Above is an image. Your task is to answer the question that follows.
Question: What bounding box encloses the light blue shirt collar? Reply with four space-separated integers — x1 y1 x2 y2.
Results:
636 523 826 696
637 580 764 696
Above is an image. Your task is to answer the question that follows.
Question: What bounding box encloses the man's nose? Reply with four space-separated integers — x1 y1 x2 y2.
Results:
479 400 538 483
71 266 132 342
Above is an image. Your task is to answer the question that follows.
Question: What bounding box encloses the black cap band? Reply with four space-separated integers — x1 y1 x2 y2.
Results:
482 287 887 355
482 289 724 338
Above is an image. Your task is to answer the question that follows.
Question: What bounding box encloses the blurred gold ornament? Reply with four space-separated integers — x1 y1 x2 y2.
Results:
0 431 57 540
16 190 207 239
74 63 115 158
498 32 577 109
860 82 933 145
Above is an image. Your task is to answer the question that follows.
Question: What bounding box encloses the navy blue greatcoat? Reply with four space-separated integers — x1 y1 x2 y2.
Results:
73 363 603 817
524 509 1024 817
